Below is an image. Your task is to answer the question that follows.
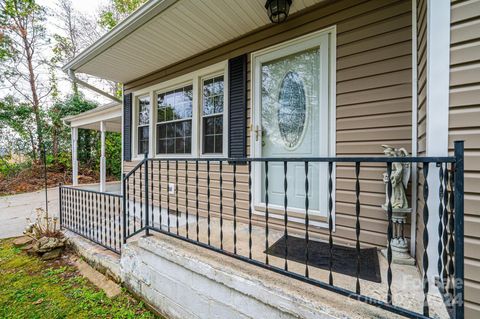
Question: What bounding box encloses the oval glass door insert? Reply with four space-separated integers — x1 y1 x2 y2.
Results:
277 71 307 149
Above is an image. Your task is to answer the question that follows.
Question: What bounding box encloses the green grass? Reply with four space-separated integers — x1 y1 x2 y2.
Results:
0 239 161 319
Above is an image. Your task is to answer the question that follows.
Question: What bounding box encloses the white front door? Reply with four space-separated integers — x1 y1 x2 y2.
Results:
252 31 332 217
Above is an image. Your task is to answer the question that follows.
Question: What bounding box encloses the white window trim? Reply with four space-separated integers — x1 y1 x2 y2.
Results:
199 71 229 158
250 26 336 229
132 94 151 161
153 80 195 158
131 61 228 159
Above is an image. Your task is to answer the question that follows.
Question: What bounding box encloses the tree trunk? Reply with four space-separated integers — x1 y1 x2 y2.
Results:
22 29 44 163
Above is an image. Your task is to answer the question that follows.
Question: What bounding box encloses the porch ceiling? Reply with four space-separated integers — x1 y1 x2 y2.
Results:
63 0 324 84
63 102 122 132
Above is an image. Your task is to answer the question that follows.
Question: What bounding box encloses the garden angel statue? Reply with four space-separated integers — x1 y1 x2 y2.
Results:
382 145 411 210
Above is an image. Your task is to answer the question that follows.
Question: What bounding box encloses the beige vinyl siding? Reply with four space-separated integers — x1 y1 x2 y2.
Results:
450 0 480 317
124 0 413 248
415 0 427 273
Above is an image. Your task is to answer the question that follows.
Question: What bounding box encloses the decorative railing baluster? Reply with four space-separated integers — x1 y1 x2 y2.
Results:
97 192 100 242
233 161 237 255
133 169 137 233
126 174 130 237
103 193 107 245
145 156 150 236
207 160 211 245
220 160 224 250
140 164 143 229
185 160 189 238
442 165 449 285
113 195 117 250
355 161 361 294
422 162 430 316
159 161 162 229
248 161 252 259
265 161 269 265
119 196 122 249
438 163 444 289
89 192 93 239
151 160 154 231
167 160 170 232
454 141 464 319
109 194 112 247
387 162 393 305
196 160 199 242
328 161 333 286
304 161 309 278
283 161 288 271
448 163 455 301
176 160 179 235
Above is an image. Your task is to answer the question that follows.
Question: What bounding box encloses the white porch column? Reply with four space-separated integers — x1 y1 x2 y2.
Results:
424 0 451 280
100 121 107 192
71 127 78 186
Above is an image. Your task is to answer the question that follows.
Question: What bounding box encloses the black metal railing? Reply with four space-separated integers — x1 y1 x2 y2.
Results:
122 141 465 319
59 185 123 254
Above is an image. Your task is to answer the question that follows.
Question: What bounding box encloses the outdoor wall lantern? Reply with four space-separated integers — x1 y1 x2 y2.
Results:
265 0 292 24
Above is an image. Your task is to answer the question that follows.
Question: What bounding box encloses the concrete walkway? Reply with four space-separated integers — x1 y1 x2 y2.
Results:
0 187 59 239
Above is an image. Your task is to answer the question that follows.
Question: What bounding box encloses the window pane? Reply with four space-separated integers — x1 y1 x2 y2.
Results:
176 122 184 137
165 106 174 121
138 126 149 154
158 124 166 139
215 135 223 153
204 136 214 153
215 116 223 134
203 97 214 116
185 137 191 153
183 121 191 137
157 107 165 123
175 138 185 154
138 97 150 125
167 139 174 153
202 75 224 154
215 96 224 114
166 123 175 138
203 75 224 116
204 117 215 135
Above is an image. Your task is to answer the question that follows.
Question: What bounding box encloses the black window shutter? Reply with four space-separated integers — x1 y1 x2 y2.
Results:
228 54 247 160
123 93 133 161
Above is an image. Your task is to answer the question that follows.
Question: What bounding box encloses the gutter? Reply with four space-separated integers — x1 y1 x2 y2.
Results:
62 0 177 73
68 70 121 103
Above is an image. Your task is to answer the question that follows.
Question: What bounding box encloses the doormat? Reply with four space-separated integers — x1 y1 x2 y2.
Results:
265 235 381 283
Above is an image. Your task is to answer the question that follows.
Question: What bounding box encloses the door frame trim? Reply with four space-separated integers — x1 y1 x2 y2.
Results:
250 26 336 228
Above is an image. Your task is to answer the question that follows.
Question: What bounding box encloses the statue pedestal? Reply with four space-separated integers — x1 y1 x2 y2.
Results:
380 206 415 266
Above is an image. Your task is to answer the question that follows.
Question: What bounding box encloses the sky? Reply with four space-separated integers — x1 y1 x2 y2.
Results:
35 0 111 104
39 0 107 15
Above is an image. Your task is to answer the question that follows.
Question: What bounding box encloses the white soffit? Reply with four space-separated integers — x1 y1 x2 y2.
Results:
70 0 323 83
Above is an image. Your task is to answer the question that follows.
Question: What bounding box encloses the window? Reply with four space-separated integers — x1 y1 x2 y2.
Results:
137 96 150 155
202 75 224 154
156 85 193 154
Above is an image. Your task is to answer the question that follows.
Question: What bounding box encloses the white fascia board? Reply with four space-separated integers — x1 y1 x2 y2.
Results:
62 0 178 73
66 106 122 128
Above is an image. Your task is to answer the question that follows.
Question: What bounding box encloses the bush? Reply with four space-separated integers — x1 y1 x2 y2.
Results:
0 157 32 179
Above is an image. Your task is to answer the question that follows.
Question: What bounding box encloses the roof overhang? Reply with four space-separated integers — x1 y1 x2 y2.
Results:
62 0 324 84
63 102 122 132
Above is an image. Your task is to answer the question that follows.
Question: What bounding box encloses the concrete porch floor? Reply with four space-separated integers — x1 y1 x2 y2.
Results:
127 210 450 319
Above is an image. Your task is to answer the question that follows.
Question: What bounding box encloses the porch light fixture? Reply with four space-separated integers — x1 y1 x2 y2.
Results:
265 0 292 24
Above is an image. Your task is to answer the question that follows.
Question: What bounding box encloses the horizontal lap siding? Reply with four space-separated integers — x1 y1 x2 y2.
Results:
450 0 480 317
124 0 412 249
